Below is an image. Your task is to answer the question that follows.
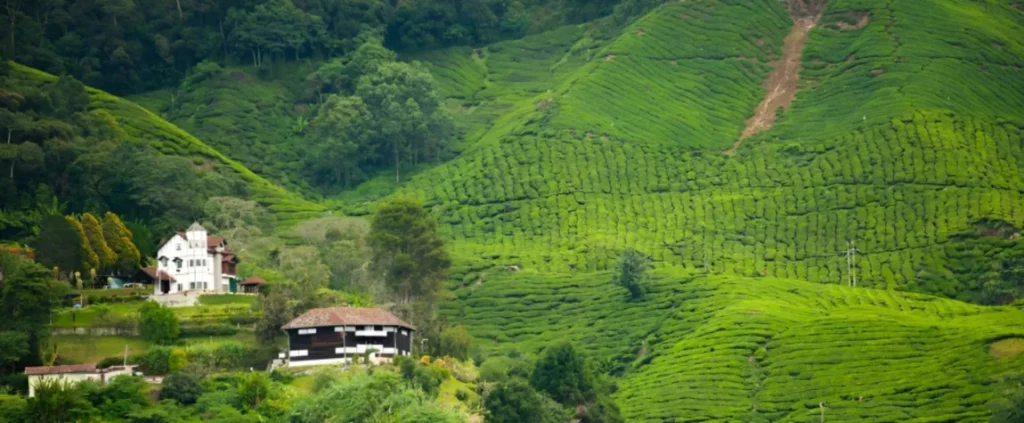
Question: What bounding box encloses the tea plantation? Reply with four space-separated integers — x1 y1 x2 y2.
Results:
444 270 1024 421
401 0 1024 293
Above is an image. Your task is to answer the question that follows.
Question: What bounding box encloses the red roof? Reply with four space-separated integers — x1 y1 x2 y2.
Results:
282 307 415 330
141 267 175 282
207 236 225 248
240 275 265 286
25 363 97 376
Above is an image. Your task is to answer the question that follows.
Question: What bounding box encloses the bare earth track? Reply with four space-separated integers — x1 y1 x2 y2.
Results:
725 0 827 154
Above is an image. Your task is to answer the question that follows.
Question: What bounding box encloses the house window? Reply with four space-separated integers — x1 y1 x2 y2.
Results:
175 260 182 270
289 350 308 357
401 330 408 336
374 325 383 331
176 244 181 251
190 282 195 289
298 328 317 335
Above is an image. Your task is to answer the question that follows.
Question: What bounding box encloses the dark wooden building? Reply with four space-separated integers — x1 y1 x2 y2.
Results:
280 307 415 367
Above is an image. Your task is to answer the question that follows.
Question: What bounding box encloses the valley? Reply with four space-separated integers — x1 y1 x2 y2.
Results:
0 0 1023 421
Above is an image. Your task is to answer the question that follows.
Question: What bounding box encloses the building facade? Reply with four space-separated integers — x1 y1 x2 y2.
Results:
281 308 415 367
152 222 239 295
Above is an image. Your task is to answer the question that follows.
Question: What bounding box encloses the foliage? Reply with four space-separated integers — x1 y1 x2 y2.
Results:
24 378 95 422
81 213 116 272
991 382 1024 423
65 215 100 278
102 212 142 274
139 302 180 345
530 342 595 405
437 325 472 361
254 289 293 343
33 215 83 279
289 370 461 423
369 196 451 304
613 248 650 300
0 251 66 366
485 377 567 423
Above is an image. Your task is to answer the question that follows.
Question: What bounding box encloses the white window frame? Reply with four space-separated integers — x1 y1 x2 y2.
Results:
298 328 317 335
289 350 308 357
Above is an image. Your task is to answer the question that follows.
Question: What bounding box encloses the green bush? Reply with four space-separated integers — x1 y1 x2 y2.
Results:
179 323 238 337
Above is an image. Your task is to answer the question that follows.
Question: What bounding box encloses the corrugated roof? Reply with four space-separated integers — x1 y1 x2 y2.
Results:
281 307 415 330
25 363 97 375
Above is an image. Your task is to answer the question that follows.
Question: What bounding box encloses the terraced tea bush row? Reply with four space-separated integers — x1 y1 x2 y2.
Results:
442 271 1024 421
777 0 1024 140
408 112 1024 294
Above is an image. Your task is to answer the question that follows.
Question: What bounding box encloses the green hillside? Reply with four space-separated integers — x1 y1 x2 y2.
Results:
7 63 323 226
395 0 1024 297
444 270 1024 421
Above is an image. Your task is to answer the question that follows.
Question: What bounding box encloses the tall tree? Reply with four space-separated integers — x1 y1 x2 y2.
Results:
254 286 293 343
0 251 67 366
613 248 651 300
34 215 84 278
355 61 452 183
66 215 99 276
102 212 141 273
368 196 450 304
80 213 116 272
310 94 372 187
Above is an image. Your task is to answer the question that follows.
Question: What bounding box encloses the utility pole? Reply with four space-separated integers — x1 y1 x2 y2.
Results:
851 240 860 287
843 240 861 287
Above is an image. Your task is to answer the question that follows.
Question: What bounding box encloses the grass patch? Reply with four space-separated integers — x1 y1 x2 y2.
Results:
52 335 150 365
197 295 259 307
990 338 1024 358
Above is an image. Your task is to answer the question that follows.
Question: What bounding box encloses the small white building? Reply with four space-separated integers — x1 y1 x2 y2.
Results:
25 363 135 397
150 222 239 295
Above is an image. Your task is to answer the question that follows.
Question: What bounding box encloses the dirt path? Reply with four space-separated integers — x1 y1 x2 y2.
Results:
724 4 824 154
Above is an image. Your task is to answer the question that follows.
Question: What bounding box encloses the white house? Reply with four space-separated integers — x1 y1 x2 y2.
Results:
150 222 239 295
25 363 135 397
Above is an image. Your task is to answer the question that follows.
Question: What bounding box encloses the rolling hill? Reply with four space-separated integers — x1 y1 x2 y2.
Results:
7 62 323 226
444 270 1024 421
394 0 1024 294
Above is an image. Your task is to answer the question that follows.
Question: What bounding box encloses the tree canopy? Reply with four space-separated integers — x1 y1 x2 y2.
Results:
369 196 450 304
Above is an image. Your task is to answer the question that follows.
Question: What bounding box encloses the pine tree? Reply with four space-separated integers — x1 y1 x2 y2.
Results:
66 216 99 276
81 213 116 271
102 212 141 273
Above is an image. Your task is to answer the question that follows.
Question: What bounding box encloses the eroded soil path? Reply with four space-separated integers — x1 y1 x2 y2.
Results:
725 1 826 154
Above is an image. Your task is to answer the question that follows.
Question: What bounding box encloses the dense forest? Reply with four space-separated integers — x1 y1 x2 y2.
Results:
1 0 652 95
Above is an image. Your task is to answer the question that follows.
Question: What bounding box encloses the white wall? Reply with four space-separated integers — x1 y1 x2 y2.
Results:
28 373 101 397
154 233 217 295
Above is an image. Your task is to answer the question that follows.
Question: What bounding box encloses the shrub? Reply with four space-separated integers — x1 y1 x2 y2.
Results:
438 325 472 360
159 373 203 405
136 346 172 375
139 302 178 345
455 389 469 402
178 323 237 337
530 342 594 404
228 315 258 325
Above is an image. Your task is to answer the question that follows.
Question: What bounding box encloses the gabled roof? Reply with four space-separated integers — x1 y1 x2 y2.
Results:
187 222 206 232
240 275 265 286
25 363 97 376
282 307 415 330
207 236 225 248
141 267 176 282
